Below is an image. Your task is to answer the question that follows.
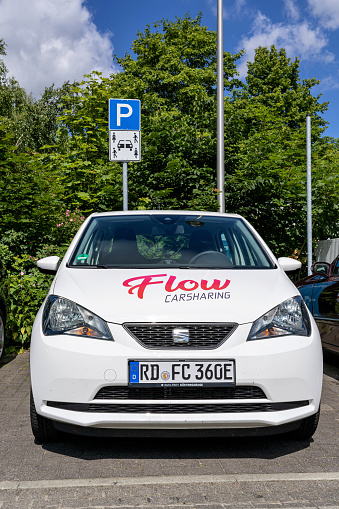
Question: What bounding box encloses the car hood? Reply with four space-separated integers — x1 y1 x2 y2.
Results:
52 268 298 325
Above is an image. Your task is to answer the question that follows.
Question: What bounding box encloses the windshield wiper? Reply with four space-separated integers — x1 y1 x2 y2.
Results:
96 265 139 269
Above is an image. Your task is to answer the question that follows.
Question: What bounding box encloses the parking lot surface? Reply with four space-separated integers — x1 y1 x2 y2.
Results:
0 351 338 508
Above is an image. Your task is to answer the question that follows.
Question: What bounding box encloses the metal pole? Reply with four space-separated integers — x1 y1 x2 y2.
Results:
217 0 225 213
306 114 312 275
123 162 128 211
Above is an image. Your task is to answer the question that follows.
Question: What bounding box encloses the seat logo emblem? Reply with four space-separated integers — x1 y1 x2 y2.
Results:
172 328 190 344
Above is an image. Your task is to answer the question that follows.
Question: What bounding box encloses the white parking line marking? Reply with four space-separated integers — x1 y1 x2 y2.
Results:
0 472 338 491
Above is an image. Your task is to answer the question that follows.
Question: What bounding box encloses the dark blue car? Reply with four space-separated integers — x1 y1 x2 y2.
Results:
296 254 339 355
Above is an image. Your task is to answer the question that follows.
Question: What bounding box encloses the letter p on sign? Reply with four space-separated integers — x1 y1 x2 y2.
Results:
117 104 132 126
109 98 141 131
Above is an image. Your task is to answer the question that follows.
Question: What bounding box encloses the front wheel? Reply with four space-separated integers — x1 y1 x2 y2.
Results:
30 388 60 442
291 407 320 440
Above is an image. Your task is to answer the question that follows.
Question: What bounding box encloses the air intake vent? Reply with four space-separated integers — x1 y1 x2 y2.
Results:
124 323 237 349
94 385 266 400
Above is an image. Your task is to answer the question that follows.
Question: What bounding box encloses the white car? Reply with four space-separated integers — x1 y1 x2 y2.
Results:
30 211 322 442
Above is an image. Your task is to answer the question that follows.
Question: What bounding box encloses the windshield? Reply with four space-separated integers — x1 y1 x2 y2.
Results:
68 214 274 269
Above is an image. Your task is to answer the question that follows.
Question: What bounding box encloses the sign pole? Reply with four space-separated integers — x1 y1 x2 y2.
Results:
123 162 128 211
306 114 312 275
108 99 141 211
217 0 225 213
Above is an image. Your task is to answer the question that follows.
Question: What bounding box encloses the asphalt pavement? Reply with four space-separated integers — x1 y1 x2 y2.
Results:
0 350 338 508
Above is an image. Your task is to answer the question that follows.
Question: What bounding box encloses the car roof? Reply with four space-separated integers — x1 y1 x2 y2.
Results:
89 210 243 219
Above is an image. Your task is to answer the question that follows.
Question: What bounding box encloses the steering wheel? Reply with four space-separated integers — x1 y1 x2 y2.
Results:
189 251 232 266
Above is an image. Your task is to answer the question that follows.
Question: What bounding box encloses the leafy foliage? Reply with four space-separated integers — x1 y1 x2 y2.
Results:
222 46 337 257
0 211 85 349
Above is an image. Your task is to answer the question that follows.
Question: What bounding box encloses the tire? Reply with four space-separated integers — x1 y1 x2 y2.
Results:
291 407 320 440
30 388 60 442
0 308 5 362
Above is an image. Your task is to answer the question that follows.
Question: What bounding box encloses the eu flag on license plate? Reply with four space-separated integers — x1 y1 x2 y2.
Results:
129 361 139 383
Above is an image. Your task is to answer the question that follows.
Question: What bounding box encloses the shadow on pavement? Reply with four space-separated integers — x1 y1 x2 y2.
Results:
323 352 339 381
0 352 17 367
39 430 312 461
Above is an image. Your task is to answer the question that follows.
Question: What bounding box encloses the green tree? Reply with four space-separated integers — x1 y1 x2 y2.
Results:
222 45 338 258
245 46 327 131
0 39 29 122
0 40 68 248
113 14 243 210
54 14 243 213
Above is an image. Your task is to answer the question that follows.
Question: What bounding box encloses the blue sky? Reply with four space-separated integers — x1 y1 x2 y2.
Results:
1 0 339 137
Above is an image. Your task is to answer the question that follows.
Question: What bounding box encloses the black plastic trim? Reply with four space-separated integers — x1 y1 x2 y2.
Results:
47 400 309 413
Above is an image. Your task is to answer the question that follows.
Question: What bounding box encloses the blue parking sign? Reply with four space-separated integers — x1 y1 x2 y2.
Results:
109 99 141 131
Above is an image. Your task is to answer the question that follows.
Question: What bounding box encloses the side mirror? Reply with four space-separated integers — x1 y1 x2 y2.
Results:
278 257 302 272
37 256 60 275
312 262 330 276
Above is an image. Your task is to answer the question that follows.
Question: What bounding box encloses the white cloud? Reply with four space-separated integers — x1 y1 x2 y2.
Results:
308 0 339 29
237 12 334 79
235 0 247 15
284 0 299 22
319 76 339 91
0 0 117 97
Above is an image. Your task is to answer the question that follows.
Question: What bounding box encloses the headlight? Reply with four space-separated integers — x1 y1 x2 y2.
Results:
247 296 311 341
43 295 113 340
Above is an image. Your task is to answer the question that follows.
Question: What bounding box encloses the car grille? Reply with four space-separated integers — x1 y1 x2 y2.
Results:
94 385 266 400
123 323 237 349
47 401 309 413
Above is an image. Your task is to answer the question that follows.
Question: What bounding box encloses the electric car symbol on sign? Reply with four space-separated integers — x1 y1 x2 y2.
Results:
117 140 133 151
30 211 322 442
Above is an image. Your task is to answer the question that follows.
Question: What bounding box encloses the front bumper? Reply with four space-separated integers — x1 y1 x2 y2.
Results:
30 308 323 434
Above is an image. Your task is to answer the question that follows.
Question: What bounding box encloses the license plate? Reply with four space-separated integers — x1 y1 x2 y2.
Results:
129 360 235 387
